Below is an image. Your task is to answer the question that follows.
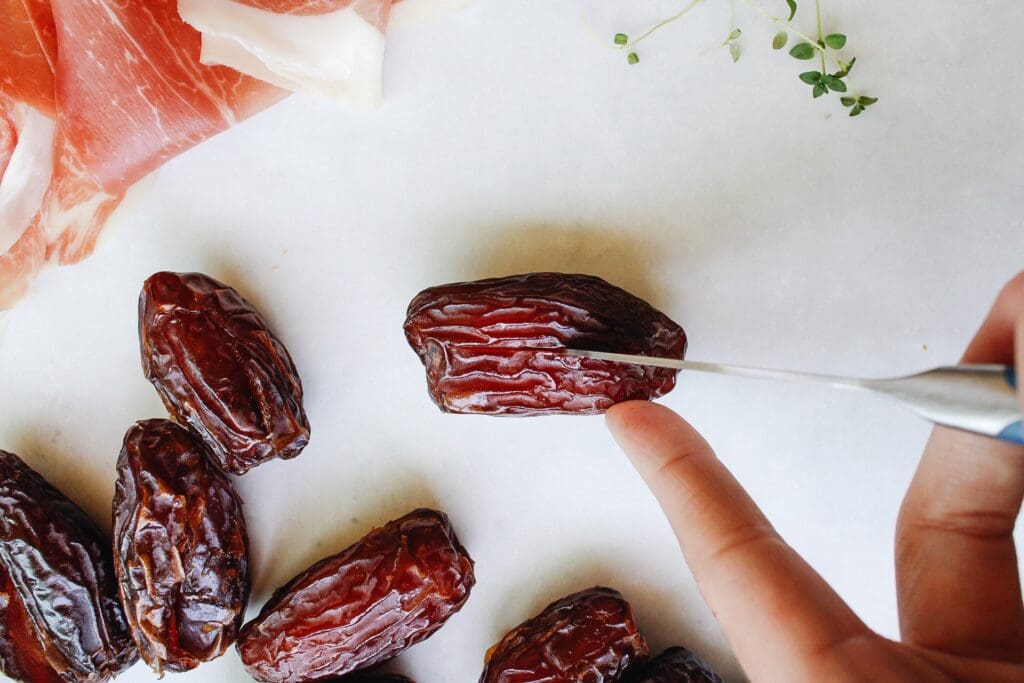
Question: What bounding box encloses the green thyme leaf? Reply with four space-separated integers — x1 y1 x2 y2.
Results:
799 71 822 84
614 33 629 46
790 42 816 60
627 52 639 65
729 43 741 62
840 96 857 107
772 30 789 49
824 33 847 49
822 75 847 91
786 0 798 21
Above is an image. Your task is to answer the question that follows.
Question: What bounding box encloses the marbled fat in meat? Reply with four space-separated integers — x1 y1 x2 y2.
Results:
0 0 55 115
179 0 392 108
0 0 283 307
0 102 15 180
231 0 362 16
0 98 53 309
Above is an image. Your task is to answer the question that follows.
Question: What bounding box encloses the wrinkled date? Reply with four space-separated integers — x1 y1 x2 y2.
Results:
237 509 475 682
113 419 250 674
480 587 649 683
335 676 415 683
623 647 723 683
0 567 64 683
404 273 687 415
139 271 310 474
0 450 137 682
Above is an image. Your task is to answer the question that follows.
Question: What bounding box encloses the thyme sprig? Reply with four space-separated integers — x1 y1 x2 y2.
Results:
612 0 877 117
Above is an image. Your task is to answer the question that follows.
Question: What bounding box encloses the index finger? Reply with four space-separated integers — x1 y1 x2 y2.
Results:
606 401 872 681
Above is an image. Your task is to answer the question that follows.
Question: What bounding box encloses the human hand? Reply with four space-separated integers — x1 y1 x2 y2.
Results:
606 274 1024 681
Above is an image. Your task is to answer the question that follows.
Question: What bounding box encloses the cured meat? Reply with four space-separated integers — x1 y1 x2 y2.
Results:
0 0 54 115
0 0 464 309
43 0 284 262
219 0 467 21
178 0 472 108
0 98 53 310
19 0 57 69
40 138 122 263
0 103 14 180
0 1 57 308
0 0 283 308
179 0 393 109
50 1 281 197
233 0 360 14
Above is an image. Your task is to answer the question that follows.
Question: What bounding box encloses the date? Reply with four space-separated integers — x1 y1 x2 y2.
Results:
0 450 137 682
623 647 723 683
139 271 310 474
404 273 687 415
480 587 649 683
336 676 415 683
237 508 475 682
0 567 64 683
113 419 250 674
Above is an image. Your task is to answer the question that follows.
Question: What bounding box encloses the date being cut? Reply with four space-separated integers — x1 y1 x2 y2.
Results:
623 647 723 683
113 420 250 674
404 273 687 415
480 587 649 682
139 271 310 474
237 509 475 682
0 451 137 682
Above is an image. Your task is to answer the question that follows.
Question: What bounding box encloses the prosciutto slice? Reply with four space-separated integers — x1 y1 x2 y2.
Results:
179 0 392 109
0 0 55 115
20 0 58 67
0 103 14 180
0 0 283 308
178 0 471 109
0 0 469 309
0 97 53 309
43 0 284 263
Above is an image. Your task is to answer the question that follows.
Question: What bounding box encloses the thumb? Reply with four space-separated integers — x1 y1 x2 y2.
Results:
1017 313 1024 416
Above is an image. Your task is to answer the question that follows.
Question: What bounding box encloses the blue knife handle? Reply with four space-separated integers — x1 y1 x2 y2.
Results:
1001 421 1024 445
998 368 1023 445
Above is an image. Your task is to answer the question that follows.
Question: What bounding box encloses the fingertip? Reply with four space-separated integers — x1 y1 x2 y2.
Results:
605 400 676 434
962 273 1024 364
992 271 1024 320
605 400 713 479
605 401 694 453
1004 270 1024 298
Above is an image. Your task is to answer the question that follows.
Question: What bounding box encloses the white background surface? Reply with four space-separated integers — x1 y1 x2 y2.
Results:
2 1 1024 681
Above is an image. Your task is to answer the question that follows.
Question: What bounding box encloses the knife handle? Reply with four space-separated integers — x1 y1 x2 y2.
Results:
879 365 1022 445
998 369 1023 445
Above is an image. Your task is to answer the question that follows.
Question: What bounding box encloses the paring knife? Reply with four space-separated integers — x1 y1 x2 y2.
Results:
565 349 1023 445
